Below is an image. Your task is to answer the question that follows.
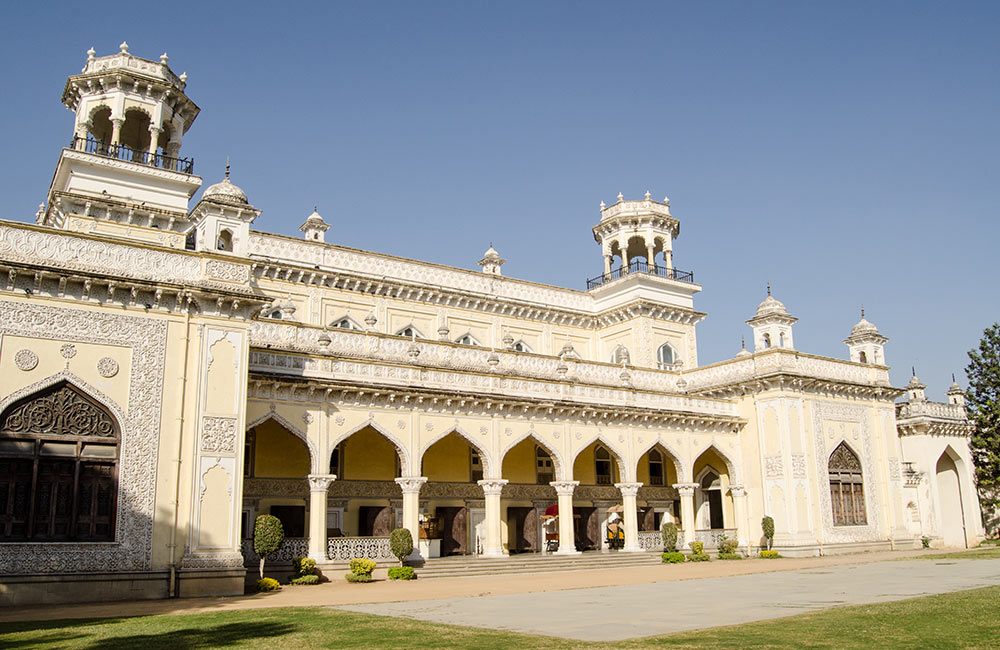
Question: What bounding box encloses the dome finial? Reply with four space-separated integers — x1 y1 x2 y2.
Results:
741 335 746 350
617 192 624 202
119 41 129 54
767 282 771 297
912 366 916 377
644 190 651 200
861 304 865 319
225 157 230 180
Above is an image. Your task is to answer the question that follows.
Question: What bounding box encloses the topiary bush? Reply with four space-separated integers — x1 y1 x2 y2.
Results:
345 573 372 583
290 574 320 585
388 566 417 580
661 552 685 564
661 522 679 552
718 553 743 560
759 550 781 559
687 552 711 562
718 537 739 555
390 528 414 567
256 577 281 592
349 558 376 576
762 516 775 550
291 557 317 577
254 514 285 579
688 540 704 555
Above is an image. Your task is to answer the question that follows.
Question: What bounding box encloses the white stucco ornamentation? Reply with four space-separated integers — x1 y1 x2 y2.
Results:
13 349 38 371
97 356 119 378
201 416 237 454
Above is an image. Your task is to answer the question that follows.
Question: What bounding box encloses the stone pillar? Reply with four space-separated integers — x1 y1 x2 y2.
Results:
664 249 673 271
674 483 698 547
395 477 427 558
307 474 336 562
646 244 655 268
110 117 124 146
730 485 749 549
551 481 580 555
478 479 508 558
604 254 613 275
149 126 163 155
616 482 643 552
75 121 90 149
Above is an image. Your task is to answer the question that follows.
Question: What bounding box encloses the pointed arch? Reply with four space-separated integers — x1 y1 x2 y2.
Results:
454 332 481 346
418 424 495 479
690 441 739 485
394 324 425 339
499 430 566 481
511 340 533 353
329 314 363 330
828 441 866 526
571 433 628 481
330 418 412 476
610 344 630 365
246 411 319 474
633 437 683 486
0 370 128 436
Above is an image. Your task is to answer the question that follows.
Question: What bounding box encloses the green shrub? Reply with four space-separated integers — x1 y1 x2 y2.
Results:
390 528 414 566
290 574 320 585
291 556 317 577
921 536 931 549
759 550 781 559
345 573 372 583
688 540 704 555
762 516 775 550
349 558 376 576
255 577 281 592
661 552 685 564
718 553 743 560
718 537 739 555
661 522 679 552
388 566 417 580
253 515 285 579
688 553 711 562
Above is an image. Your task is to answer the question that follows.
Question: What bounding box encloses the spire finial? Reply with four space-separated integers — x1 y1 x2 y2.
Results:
644 190 651 200
617 192 624 202
314 205 318 212
119 41 129 54
766 282 771 297
225 157 230 179
952 372 956 383
741 335 746 350
912 366 916 377
861 304 865 319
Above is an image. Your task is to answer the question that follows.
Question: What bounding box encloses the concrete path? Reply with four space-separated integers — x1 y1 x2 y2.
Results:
339 558 1000 641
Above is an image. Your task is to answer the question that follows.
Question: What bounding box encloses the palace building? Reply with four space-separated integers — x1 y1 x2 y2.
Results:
0 45 984 604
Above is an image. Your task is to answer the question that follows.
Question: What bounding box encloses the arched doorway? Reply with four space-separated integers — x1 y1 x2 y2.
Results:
500 436 560 554
572 440 625 551
420 431 487 555
936 449 967 548
242 418 311 541
636 444 681 533
692 446 735 544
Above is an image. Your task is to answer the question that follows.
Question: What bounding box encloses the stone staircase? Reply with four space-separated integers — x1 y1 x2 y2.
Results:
411 550 664 579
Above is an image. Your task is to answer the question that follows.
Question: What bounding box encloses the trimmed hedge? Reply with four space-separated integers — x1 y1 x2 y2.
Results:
762 516 775 550
291 557 317 577
661 552 685 564
349 558 376 576
688 541 704 555
759 550 781 559
345 573 372 583
390 528 414 566
388 566 417 580
718 537 739 555
256 577 281 592
718 553 743 560
687 553 711 562
290 574 320 585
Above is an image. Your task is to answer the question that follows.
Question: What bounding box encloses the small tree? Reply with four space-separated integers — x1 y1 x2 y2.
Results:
390 527 414 567
967 324 1000 535
254 514 285 579
661 522 679 552
762 516 775 550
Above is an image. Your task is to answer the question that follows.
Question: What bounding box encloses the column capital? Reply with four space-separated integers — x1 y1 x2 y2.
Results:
550 480 580 496
729 484 746 497
673 482 698 497
307 473 336 491
477 478 509 496
615 482 643 497
395 476 428 494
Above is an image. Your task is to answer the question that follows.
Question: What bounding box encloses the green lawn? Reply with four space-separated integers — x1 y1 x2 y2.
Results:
1 585 998 649
909 545 1000 561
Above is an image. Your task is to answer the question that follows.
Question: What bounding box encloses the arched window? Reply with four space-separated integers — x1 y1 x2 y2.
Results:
698 468 724 529
858 351 868 364
595 446 613 485
455 333 480 346
217 228 233 252
331 317 359 330
829 443 866 526
536 445 554 485
610 345 630 365
656 343 679 369
0 382 120 541
648 449 664 485
763 333 771 349
396 325 423 339
778 332 785 348
512 340 532 353
329 441 343 477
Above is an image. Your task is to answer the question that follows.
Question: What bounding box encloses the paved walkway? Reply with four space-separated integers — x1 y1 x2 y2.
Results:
341 557 1000 640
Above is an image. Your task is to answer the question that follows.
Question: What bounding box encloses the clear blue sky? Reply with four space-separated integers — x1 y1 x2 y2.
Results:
2 1 997 399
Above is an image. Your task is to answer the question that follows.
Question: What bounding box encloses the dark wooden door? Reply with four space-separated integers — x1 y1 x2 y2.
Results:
708 491 724 529
437 507 467 555
270 505 305 538
573 507 598 551
507 506 537 553
372 507 392 536
358 505 387 537
641 507 656 531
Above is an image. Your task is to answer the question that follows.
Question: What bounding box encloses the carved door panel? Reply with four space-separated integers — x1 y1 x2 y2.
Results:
507 507 537 553
642 507 656 532
574 507 598 551
372 506 392 537
522 507 537 552
437 507 467 555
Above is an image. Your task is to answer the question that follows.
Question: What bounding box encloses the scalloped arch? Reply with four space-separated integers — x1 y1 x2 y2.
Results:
330 418 412 476
570 432 628 481
246 411 320 475
499 430 566 481
418 425 495 479
632 437 684 483
0 370 127 436
690 441 740 485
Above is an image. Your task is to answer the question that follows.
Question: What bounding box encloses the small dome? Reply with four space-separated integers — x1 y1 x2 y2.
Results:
735 348 752 359
850 317 880 337
948 379 963 393
482 244 502 260
907 374 924 388
300 208 329 231
202 176 249 206
754 295 788 318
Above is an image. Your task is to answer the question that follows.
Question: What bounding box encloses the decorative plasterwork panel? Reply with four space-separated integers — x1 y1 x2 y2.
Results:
791 454 807 478
0 300 166 574
201 416 237 454
811 400 881 544
205 260 250 284
764 455 784 478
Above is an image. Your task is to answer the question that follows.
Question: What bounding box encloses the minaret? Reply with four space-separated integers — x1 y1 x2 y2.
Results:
478 243 506 276
40 44 202 243
188 161 260 256
591 191 679 277
746 285 797 351
299 207 330 242
947 375 966 407
906 369 927 402
844 307 888 365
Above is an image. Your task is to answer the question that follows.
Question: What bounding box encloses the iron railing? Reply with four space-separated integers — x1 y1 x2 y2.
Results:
71 136 195 174
587 260 694 290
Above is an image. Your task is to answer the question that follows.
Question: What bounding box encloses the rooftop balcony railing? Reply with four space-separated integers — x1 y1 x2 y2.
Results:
71 136 195 174
587 259 694 290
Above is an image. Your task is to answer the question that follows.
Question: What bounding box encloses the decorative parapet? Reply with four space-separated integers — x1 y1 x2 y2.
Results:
896 399 972 437
637 530 663 551
896 400 968 421
327 536 395 562
682 349 899 399
79 51 186 89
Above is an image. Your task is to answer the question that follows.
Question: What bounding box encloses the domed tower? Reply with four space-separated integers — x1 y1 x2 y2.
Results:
299 207 330 242
477 243 506 276
592 191 680 278
746 288 797 352
39 43 202 245
843 308 888 365
188 163 260 255
947 375 966 407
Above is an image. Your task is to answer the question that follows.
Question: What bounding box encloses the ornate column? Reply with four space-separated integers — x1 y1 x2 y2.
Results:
673 482 698 547
730 485 749 548
604 254 613 275
616 482 643 552
478 479 508 558
75 121 90 149
110 117 124 146
550 481 580 555
664 249 673 270
149 126 163 155
646 244 655 268
307 474 336 561
395 476 427 557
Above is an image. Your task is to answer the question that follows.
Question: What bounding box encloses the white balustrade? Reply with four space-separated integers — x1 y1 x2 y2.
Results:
637 530 663 551
240 537 309 565
326 536 395 562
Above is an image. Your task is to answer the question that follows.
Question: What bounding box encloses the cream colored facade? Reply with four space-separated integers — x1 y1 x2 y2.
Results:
0 46 984 605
